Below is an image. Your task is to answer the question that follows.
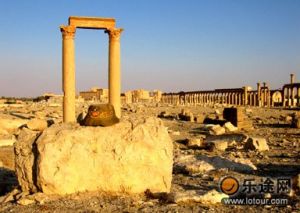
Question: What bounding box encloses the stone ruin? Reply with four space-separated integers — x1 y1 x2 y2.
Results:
161 74 300 108
13 16 174 196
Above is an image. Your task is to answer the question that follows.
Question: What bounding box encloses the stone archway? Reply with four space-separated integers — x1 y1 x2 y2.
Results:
60 16 123 122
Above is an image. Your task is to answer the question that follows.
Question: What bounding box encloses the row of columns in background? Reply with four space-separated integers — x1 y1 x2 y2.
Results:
161 82 272 107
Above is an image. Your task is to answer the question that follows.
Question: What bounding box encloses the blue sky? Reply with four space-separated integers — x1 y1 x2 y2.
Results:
0 0 299 97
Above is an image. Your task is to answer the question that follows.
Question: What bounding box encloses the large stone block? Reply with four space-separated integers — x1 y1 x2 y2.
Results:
244 137 269 151
15 117 173 195
223 107 252 130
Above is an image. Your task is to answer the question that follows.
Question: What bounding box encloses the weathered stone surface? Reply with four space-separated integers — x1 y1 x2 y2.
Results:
15 117 173 195
168 189 228 204
26 119 48 131
244 137 269 151
223 122 238 132
14 128 41 192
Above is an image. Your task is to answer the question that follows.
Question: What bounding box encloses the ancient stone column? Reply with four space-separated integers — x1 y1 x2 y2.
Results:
287 87 291 107
61 25 76 123
291 87 295 107
291 73 295 84
243 87 248 106
257 82 261 107
297 87 300 107
263 82 267 107
249 93 252 106
106 28 123 118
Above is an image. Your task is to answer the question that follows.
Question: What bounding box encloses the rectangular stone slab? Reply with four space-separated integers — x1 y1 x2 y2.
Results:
69 16 115 29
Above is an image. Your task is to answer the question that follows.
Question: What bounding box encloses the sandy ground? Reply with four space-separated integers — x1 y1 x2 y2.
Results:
0 102 299 212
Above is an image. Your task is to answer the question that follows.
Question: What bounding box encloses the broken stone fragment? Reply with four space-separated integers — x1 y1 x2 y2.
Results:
205 139 228 151
26 119 48 131
285 115 293 123
187 137 206 148
291 113 300 128
223 122 238 132
195 114 206 123
17 197 35 206
178 109 194 122
244 137 269 151
167 189 228 204
0 136 17 147
0 118 28 131
208 125 226 136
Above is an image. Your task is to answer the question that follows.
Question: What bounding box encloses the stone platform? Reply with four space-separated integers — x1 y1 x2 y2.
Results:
14 117 173 195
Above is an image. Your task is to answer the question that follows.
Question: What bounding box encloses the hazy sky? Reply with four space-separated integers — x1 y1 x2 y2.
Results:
0 0 299 97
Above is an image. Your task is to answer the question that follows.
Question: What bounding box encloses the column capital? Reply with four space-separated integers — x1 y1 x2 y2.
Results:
105 28 123 41
60 25 76 39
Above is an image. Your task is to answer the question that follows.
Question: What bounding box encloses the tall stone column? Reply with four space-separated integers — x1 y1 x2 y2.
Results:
106 28 123 118
298 87 300 107
290 73 295 106
287 87 290 107
243 86 248 106
257 82 261 107
291 87 295 107
263 82 267 107
61 26 76 123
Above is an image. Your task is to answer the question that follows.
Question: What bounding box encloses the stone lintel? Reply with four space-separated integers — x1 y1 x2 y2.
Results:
69 16 115 29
